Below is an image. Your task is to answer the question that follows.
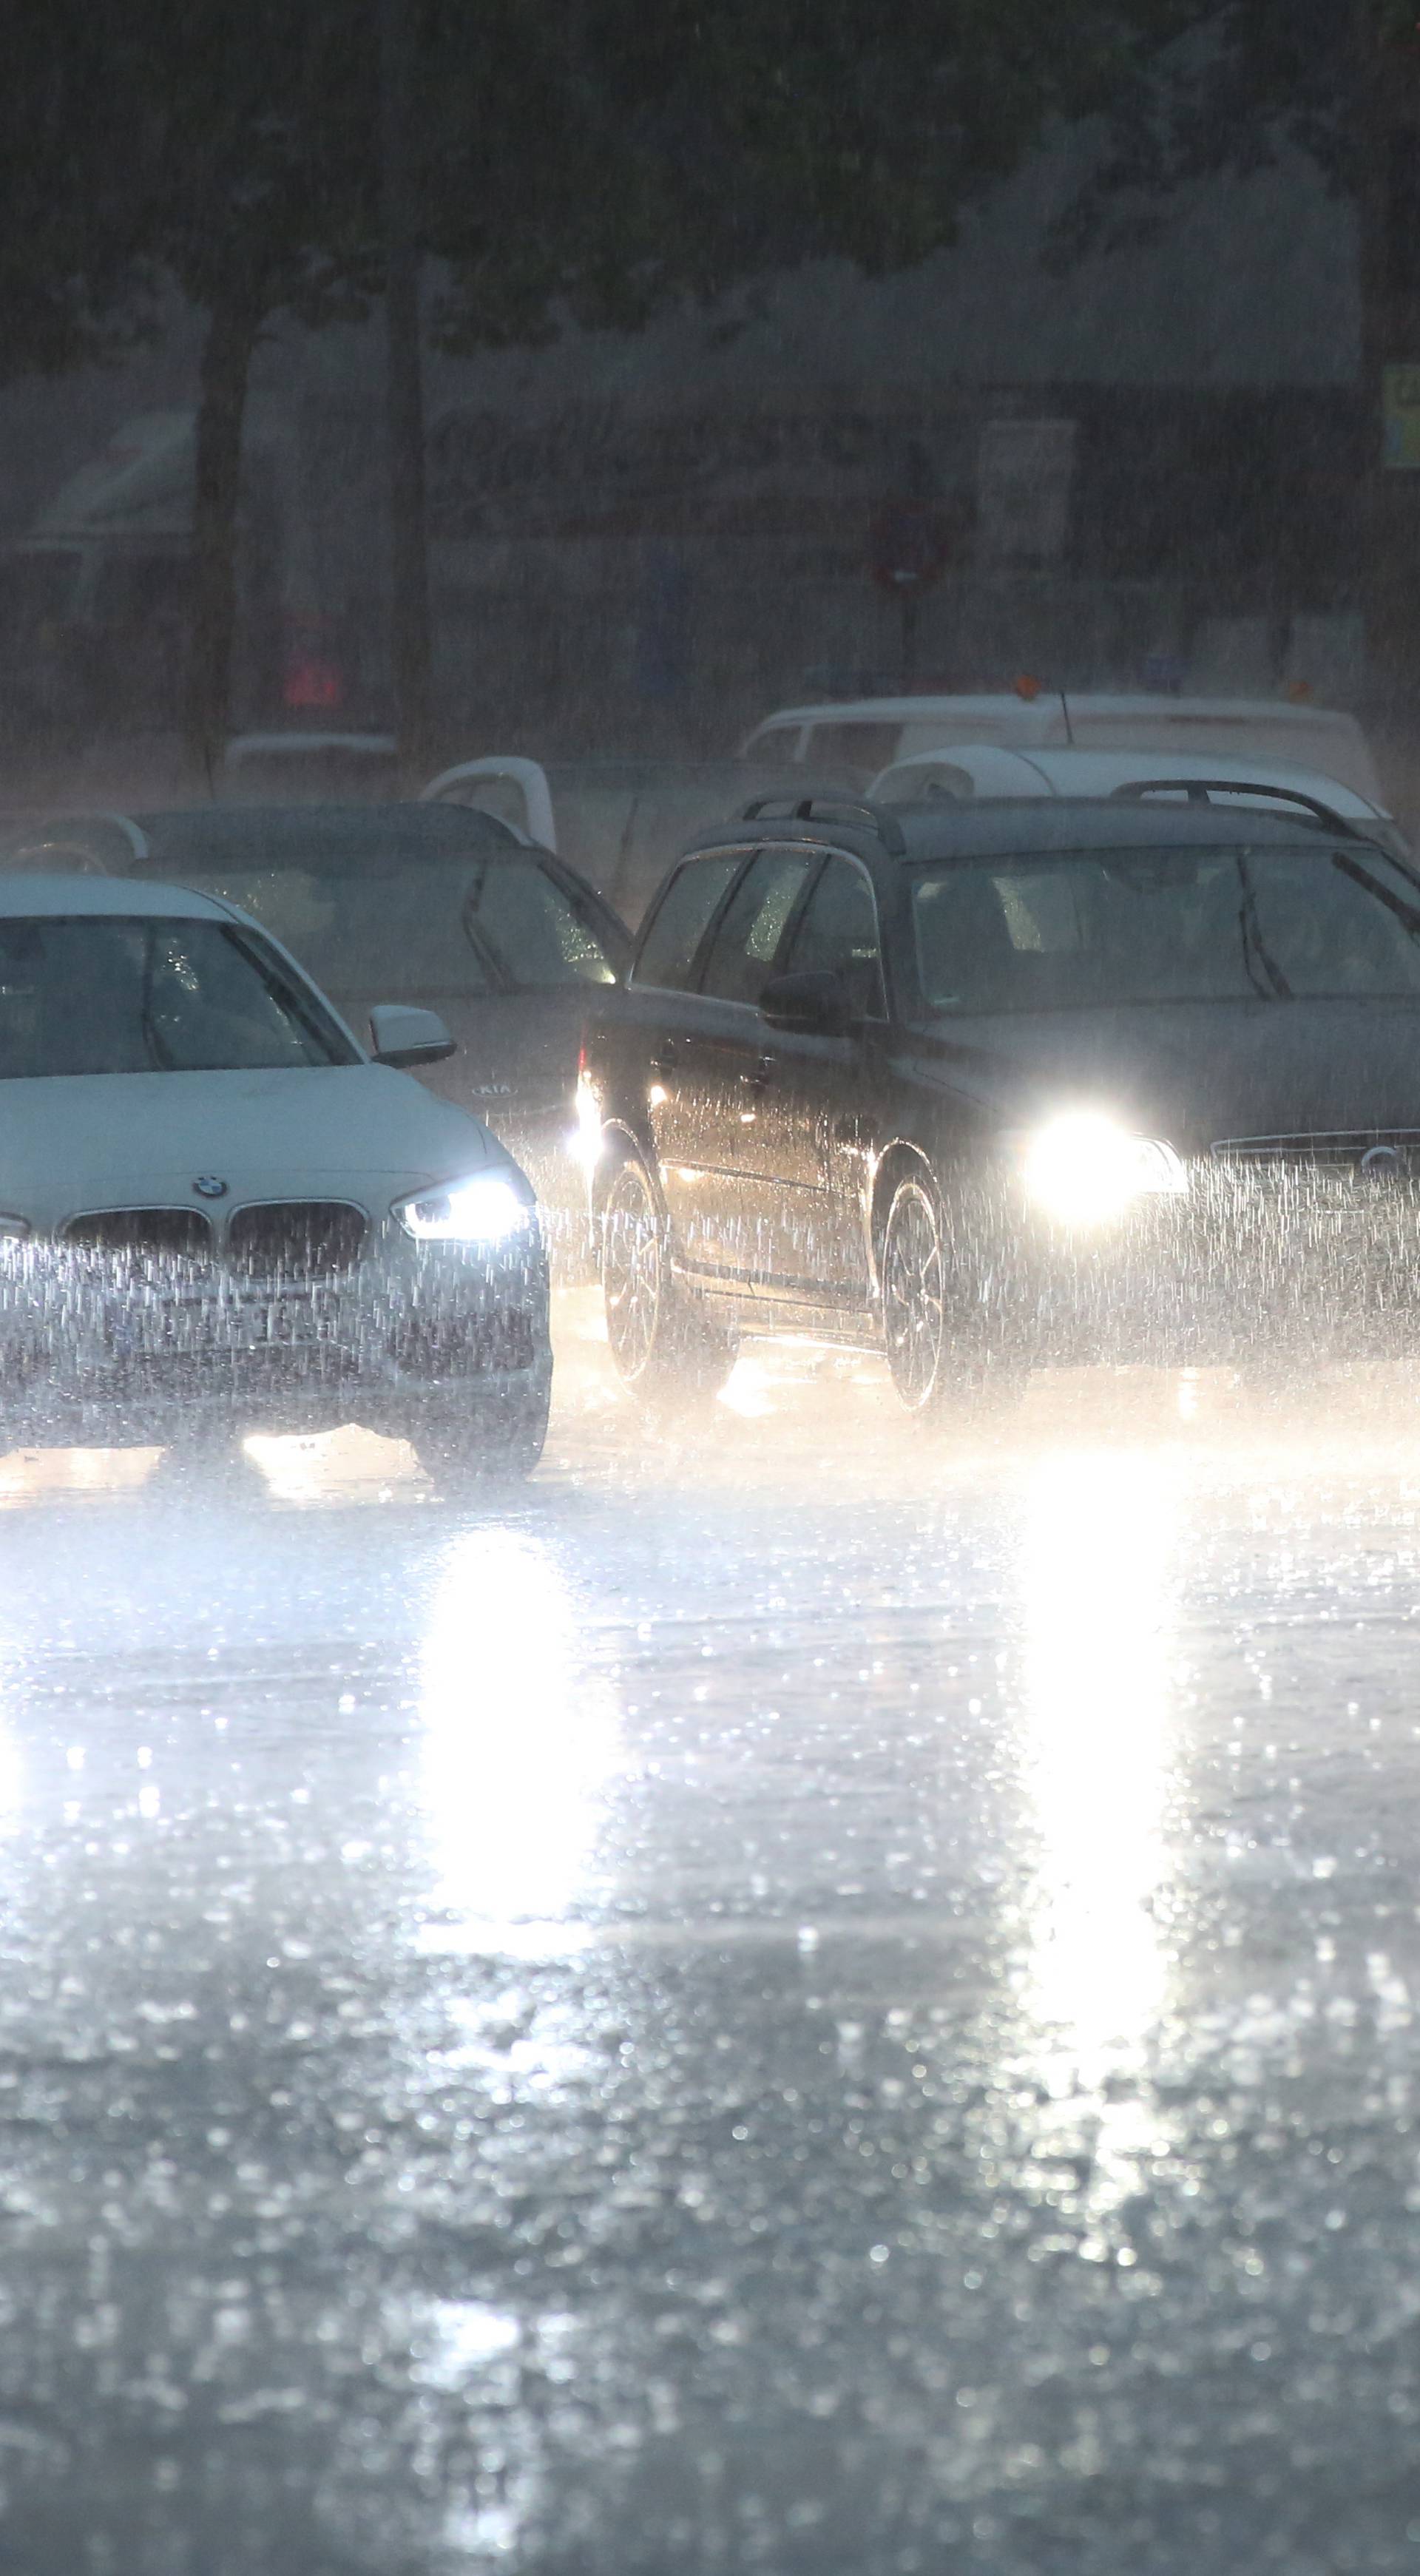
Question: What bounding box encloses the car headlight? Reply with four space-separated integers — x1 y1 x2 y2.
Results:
0 1216 29 1243
1015 1112 1186 1223
393 1173 535 1245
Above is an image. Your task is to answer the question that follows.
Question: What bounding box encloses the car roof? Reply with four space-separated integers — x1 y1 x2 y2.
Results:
870 743 1391 819
223 731 398 759
0 873 230 919
751 692 1366 732
703 795 1373 866
125 802 520 862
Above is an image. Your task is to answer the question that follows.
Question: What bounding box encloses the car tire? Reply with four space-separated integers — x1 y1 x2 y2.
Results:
881 1174 1024 1424
601 1153 737 1411
412 1383 550 1492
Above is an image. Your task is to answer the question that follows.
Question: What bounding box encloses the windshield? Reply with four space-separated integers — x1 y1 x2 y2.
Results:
136 851 621 995
0 916 356 1077
911 842 1420 1015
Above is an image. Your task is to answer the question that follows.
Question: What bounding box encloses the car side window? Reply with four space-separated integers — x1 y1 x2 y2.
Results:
631 852 744 990
782 856 887 1018
803 721 901 777
466 859 618 987
698 849 816 1005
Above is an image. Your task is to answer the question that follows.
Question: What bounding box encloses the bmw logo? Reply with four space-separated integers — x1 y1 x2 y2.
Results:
192 1175 229 1200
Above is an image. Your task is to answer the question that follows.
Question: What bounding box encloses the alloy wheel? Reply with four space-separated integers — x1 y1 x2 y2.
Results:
602 1162 664 1384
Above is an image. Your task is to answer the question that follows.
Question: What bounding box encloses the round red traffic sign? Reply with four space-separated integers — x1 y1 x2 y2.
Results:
868 500 948 594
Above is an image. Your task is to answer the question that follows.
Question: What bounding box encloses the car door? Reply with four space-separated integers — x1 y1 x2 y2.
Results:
624 848 754 1245
659 845 819 1284
385 854 629 1200
757 852 889 1302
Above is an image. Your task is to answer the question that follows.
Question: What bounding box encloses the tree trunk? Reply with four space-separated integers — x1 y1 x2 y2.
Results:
380 0 432 777
183 294 261 780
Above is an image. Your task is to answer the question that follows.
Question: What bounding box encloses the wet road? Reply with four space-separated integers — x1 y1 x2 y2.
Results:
4 1309 1420 2571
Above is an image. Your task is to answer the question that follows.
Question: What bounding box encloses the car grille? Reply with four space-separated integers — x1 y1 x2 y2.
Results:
1210 1129 1420 1173
227 1201 368 1279
64 1208 214 1260
60 1201 368 1277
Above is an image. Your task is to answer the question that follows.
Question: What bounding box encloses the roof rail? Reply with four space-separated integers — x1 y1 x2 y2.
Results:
1108 778 1365 838
740 794 906 854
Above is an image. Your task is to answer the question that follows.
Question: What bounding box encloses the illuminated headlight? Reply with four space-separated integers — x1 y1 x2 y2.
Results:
569 1069 604 1171
394 1174 535 1245
0 1216 29 1243
1015 1113 1186 1224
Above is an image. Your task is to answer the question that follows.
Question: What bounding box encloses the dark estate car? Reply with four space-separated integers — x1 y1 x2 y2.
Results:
2 802 632 1225
578 788 1420 1415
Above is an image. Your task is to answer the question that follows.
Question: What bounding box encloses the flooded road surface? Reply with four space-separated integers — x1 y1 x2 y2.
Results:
3 1302 1420 2571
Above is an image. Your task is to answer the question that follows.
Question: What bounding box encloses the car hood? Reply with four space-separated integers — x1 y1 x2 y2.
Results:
900 998 1420 1152
0 1062 505 1231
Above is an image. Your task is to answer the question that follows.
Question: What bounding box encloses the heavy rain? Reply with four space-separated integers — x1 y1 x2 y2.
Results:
3 4 1420 2571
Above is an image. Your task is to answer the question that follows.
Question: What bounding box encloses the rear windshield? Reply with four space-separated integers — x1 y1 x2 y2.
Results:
149 853 619 998
911 842 1420 1015
0 916 356 1077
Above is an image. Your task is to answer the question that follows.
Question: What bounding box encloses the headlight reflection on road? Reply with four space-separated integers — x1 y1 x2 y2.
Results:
416 1529 620 1958
1018 1447 1177 2105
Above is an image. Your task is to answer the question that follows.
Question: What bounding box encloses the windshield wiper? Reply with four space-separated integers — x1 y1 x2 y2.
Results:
139 927 177 1070
1237 855 1291 999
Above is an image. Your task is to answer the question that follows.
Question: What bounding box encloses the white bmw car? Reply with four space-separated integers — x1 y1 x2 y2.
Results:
0 876 552 1475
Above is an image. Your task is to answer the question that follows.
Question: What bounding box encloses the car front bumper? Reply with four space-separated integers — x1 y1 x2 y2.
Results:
0 1234 552 1443
935 1161 1420 1370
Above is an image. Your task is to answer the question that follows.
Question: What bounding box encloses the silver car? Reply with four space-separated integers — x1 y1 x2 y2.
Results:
0 875 551 1478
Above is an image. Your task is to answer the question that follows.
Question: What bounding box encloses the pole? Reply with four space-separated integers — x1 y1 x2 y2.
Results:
900 585 919 690
379 0 432 776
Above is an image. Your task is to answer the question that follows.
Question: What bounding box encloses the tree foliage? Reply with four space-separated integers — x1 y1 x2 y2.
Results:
3 0 1225 755
1051 1 1420 259
423 0 1192 352
0 7 155 382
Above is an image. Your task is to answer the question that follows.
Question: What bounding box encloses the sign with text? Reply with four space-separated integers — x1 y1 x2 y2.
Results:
977 417 1076 564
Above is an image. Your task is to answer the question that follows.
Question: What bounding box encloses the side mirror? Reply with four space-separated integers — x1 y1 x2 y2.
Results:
760 967 851 1034
369 1002 457 1067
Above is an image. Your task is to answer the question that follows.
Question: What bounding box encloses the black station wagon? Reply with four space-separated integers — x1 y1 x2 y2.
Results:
578 788 1420 1416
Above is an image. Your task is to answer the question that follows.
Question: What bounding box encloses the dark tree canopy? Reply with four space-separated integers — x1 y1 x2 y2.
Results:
424 0 1193 350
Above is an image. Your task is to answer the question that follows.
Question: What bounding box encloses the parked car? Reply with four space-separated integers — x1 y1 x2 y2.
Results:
577 785 1420 1417
1 802 632 1229
0 873 551 1477
868 743 1409 854
421 754 853 924
741 692 1385 803
220 732 401 799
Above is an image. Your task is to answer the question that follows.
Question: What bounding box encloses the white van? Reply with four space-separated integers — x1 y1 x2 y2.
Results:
741 692 1384 805
868 743 1404 847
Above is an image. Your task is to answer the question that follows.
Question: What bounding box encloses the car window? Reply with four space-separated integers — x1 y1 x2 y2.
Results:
631 852 744 989
910 843 1420 1015
782 855 887 1016
466 859 618 987
802 721 899 776
743 724 804 765
0 916 355 1078
619 785 752 922
169 862 498 998
699 848 816 1004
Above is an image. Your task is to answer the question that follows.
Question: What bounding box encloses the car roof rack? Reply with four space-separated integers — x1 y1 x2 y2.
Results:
740 794 907 854
1107 778 1366 839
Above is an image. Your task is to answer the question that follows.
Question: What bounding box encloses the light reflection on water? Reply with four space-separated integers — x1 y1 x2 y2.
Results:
1016 1446 1177 2119
416 1527 621 1958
